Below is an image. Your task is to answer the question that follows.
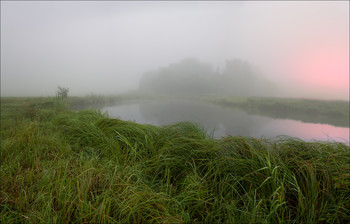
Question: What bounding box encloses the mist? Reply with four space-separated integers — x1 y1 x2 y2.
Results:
1 1 349 100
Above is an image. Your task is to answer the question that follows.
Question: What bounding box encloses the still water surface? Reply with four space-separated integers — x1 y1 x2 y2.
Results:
101 100 349 144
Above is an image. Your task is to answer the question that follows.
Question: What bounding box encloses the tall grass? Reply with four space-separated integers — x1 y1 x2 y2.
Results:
1 97 349 223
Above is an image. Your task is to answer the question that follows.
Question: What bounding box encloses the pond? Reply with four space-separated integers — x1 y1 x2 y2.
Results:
100 99 349 144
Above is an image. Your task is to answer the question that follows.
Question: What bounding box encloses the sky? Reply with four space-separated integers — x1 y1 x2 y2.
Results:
1 1 349 100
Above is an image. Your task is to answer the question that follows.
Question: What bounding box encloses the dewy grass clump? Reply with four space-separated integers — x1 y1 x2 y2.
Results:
1 97 349 223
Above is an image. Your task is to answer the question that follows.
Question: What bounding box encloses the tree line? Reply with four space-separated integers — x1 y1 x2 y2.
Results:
139 58 278 97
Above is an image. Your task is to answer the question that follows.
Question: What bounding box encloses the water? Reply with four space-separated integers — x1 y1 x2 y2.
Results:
101 99 349 144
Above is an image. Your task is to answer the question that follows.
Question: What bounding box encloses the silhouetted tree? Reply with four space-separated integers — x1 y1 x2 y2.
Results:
139 58 216 96
139 58 278 97
56 86 69 99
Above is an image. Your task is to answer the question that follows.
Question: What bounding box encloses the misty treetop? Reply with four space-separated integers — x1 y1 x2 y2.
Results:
139 58 278 97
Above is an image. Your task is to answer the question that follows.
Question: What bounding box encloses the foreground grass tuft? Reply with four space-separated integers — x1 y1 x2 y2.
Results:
1 97 349 223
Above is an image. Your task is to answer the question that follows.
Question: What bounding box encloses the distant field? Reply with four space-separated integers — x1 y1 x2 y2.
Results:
208 96 350 127
1 96 349 223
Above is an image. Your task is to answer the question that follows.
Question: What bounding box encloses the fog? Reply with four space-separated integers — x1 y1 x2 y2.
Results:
1 1 349 100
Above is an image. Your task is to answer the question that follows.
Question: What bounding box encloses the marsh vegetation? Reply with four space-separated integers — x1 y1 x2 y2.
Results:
1 96 349 223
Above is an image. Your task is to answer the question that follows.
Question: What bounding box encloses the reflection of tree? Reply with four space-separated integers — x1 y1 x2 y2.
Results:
138 100 269 138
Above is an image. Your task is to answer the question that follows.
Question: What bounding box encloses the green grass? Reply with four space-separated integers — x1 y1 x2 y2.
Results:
208 96 350 127
1 97 349 223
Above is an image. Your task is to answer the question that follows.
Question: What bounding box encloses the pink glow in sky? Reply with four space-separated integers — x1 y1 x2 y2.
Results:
293 46 349 90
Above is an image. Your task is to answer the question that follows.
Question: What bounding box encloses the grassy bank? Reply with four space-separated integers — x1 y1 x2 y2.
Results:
208 97 350 127
1 97 350 223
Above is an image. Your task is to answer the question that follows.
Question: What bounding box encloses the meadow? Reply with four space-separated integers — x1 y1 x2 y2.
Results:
208 97 350 127
1 96 349 223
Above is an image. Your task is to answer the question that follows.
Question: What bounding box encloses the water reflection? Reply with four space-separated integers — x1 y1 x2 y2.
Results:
101 100 349 144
